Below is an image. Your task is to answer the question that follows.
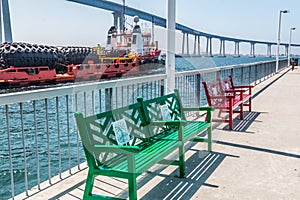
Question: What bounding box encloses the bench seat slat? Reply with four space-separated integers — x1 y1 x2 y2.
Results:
98 140 181 174
162 121 210 142
94 122 210 174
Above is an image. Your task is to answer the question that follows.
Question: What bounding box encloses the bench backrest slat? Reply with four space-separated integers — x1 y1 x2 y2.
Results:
217 76 237 97
202 81 225 106
74 102 148 168
137 89 185 136
228 74 235 89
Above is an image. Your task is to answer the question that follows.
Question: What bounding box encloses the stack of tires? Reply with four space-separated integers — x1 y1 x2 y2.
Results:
0 42 60 70
60 46 99 65
0 43 100 72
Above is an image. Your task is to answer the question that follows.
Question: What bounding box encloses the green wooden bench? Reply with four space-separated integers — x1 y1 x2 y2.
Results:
74 89 213 200
137 89 214 176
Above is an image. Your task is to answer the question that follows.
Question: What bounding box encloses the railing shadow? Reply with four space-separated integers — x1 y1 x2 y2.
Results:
252 68 289 100
214 140 300 159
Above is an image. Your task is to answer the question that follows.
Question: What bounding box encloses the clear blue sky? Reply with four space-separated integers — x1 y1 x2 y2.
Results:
8 0 300 55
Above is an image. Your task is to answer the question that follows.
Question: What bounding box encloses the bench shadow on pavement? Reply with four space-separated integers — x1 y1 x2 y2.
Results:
136 150 238 200
220 111 263 133
48 147 238 200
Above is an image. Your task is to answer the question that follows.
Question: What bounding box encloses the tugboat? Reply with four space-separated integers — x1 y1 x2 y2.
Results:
0 16 162 88
70 16 161 81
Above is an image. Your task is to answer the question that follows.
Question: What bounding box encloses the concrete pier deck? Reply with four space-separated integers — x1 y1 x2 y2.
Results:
17 67 300 200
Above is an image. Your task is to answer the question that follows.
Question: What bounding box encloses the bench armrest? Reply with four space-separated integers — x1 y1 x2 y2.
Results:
233 85 254 89
225 89 245 93
183 106 214 123
94 145 141 154
211 95 234 99
183 106 214 112
149 120 187 126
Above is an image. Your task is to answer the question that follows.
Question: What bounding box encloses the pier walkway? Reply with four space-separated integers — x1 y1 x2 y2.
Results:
17 67 300 200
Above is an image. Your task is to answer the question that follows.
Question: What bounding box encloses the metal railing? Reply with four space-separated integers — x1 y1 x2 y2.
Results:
175 59 286 107
0 59 287 199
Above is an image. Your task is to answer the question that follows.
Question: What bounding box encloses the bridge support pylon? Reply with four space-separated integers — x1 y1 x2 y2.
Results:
186 33 189 55
0 0 13 43
112 11 125 33
234 42 240 57
205 37 213 57
249 43 256 57
219 39 226 57
193 35 201 56
267 44 272 57
285 45 288 57
181 32 190 56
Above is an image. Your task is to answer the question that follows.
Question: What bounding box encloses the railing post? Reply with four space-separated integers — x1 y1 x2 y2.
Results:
105 88 112 111
6 105 15 199
254 65 258 85
264 63 267 80
216 70 221 81
160 79 165 96
241 67 244 85
196 73 201 106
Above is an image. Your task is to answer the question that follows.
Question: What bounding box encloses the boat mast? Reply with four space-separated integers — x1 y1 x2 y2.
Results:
152 15 155 47
122 0 125 32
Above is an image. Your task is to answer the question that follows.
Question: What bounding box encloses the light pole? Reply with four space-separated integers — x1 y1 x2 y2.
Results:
166 0 176 93
276 10 289 73
288 27 296 66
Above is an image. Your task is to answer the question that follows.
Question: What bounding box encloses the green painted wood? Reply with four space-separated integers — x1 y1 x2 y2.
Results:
137 88 213 178
74 89 214 200
137 89 213 150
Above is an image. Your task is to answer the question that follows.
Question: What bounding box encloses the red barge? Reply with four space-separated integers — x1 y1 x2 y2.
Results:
0 16 162 88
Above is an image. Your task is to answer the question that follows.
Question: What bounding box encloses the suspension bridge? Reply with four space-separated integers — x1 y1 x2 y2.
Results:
1 0 300 57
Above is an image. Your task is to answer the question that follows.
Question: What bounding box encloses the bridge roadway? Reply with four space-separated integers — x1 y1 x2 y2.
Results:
67 0 300 47
15 67 300 199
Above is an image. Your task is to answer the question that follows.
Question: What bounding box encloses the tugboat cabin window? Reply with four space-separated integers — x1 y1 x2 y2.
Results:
107 36 111 45
132 35 137 44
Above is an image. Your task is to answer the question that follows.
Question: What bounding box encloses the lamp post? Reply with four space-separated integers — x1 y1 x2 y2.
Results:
288 27 296 66
166 0 176 93
276 10 289 73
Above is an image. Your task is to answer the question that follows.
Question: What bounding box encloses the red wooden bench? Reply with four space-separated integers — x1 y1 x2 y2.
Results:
202 75 254 130
202 80 244 130
219 75 253 112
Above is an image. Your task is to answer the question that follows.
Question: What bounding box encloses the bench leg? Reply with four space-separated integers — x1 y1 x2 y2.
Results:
229 107 233 130
179 145 186 178
207 126 212 152
218 108 223 117
239 103 243 120
128 174 138 200
84 169 95 199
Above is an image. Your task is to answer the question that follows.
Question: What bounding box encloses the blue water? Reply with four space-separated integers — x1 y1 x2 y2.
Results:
174 55 275 71
0 56 277 199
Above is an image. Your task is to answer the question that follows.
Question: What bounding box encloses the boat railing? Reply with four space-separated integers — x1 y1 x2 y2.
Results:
0 59 288 199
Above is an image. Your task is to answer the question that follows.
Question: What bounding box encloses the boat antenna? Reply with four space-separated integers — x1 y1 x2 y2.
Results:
126 21 133 29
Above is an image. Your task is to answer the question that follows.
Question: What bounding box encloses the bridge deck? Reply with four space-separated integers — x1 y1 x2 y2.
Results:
15 67 300 200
